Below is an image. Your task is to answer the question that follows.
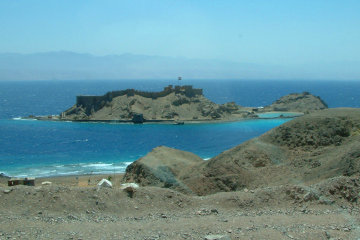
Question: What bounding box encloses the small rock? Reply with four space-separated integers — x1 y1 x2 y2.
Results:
303 191 319 202
67 215 78 220
243 188 249 193
204 235 231 240
3 189 12 194
319 197 334 205
211 209 219 214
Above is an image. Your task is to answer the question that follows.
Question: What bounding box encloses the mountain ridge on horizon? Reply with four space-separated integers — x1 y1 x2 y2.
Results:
0 51 358 81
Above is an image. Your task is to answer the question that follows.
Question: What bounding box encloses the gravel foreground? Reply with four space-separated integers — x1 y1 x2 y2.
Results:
1 175 359 240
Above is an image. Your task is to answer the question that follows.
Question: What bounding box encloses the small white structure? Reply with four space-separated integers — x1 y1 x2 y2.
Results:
120 183 139 190
97 179 112 188
41 181 52 185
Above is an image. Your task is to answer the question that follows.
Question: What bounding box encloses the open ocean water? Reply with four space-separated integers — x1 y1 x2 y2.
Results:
1 79 360 177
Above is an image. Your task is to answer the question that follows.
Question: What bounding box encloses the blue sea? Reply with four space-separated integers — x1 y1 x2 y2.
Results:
1 79 360 177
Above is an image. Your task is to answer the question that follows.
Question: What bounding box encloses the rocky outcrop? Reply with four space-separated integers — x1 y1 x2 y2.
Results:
123 146 204 194
124 108 360 195
263 92 328 113
59 86 329 122
61 85 246 122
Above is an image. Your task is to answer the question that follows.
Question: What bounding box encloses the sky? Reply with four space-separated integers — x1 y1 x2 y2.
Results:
0 0 359 79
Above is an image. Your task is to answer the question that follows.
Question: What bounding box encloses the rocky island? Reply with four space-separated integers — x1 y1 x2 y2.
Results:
56 85 327 123
60 85 251 123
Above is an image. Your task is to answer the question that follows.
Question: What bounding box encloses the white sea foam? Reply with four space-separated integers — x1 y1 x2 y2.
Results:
3 161 133 178
12 117 37 121
83 163 113 168
74 139 88 142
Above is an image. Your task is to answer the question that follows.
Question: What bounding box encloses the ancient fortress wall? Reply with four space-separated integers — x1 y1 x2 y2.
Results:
76 85 203 112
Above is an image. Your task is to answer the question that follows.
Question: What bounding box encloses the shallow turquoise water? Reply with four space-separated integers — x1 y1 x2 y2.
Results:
257 112 303 118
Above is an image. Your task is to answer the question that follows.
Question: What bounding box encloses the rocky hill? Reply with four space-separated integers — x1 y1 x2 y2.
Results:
123 146 204 194
58 86 329 123
263 91 328 113
61 85 250 122
123 108 360 195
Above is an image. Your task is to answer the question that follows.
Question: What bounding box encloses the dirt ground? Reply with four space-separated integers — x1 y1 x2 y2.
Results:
0 174 359 240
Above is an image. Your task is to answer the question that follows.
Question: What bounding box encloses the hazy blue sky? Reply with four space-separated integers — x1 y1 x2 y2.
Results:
0 0 359 78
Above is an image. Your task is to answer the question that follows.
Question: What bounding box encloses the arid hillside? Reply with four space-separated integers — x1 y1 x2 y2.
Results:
124 108 360 195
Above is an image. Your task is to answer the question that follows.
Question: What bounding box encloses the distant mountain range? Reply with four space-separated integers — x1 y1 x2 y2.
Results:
0 51 358 80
